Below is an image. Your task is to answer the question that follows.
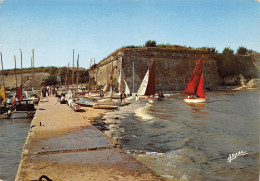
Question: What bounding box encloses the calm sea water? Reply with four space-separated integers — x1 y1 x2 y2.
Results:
0 119 31 181
98 90 259 181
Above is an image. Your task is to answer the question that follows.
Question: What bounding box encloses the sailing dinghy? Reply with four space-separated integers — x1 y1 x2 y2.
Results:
184 55 206 103
137 61 156 100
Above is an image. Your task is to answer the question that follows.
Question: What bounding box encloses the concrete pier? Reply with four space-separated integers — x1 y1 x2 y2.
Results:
15 97 163 181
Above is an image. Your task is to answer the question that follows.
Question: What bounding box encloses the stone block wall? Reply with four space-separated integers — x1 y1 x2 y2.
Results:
95 48 222 92
0 72 49 89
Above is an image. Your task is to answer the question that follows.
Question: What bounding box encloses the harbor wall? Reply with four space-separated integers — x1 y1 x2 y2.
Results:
0 72 49 89
95 48 222 92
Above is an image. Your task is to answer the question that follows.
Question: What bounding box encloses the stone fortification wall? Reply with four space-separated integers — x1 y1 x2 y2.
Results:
95 52 123 87
236 54 260 78
0 72 49 89
95 48 222 92
122 49 221 92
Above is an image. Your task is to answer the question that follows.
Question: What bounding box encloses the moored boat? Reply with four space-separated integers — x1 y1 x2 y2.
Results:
10 100 36 119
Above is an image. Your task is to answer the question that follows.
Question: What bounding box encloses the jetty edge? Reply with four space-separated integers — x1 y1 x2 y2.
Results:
15 96 164 181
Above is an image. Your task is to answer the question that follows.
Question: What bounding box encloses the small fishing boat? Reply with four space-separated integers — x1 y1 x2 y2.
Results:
92 105 118 109
184 55 206 103
10 100 36 119
67 99 81 112
75 98 97 107
95 99 123 106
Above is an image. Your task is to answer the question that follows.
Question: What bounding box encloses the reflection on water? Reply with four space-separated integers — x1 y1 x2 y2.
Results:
99 90 259 181
0 119 31 181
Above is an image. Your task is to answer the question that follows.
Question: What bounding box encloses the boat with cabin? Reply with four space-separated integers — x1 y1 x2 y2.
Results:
10 99 36 119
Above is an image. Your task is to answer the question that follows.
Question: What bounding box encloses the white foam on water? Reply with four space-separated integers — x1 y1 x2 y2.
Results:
135 104 155 120
127 149 198 180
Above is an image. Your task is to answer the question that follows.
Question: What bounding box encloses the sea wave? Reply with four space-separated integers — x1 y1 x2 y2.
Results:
135 104 155 120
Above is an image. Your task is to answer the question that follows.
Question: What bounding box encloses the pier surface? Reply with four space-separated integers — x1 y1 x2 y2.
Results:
15 97 163 181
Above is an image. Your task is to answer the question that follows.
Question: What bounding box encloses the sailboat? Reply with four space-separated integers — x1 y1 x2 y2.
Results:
137 61 156 100
184 55 206 103
124 80 130 95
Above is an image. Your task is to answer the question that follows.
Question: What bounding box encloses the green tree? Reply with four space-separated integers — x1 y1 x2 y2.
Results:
44 76 58 85
223 47 234 56
237 46 248 55
144 40 157 47
216 47 238 77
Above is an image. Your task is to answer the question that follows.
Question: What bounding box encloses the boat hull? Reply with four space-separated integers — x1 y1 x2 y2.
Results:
92 105 118 109
10 111 35 119
0 113 10 119
76 102 96 107
184 98 206 103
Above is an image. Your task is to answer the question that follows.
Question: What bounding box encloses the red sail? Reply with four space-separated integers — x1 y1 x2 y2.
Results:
15 85 23 100
145 61 155 96
197 74 206 98
184 55 204 96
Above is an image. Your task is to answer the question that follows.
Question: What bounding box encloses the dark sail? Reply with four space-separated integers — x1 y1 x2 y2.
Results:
15 85 23 100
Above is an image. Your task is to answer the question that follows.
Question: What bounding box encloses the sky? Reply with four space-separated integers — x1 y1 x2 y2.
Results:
0 0 259 70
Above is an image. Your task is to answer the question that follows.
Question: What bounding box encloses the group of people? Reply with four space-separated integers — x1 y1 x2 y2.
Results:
41 86 57 97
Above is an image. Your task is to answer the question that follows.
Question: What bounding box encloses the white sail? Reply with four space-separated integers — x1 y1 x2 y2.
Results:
137 69 149 96
118 69 122 93
103 83 108 93
109 86 112 97
124 80 130 95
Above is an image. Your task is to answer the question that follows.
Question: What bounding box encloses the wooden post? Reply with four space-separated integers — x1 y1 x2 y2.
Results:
14 56 17 88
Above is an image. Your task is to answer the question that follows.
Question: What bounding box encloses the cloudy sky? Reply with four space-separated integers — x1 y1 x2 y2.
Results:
0 0 259 69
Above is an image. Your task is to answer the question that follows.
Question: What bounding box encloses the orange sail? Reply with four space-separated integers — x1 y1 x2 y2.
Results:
197 74 206 98
184 55 206 98
145 61 155 96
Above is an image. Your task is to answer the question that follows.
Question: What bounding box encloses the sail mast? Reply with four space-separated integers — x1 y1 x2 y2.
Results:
0 52 6 103
20 49 22 86
32 49 34 90
72 49 74 90
14 56 17 88
76 54 79 95
0 53 4 85
133 61 134 93
94 58 95 90
88 59 92 97
67 63 70 92
111 57 113 97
